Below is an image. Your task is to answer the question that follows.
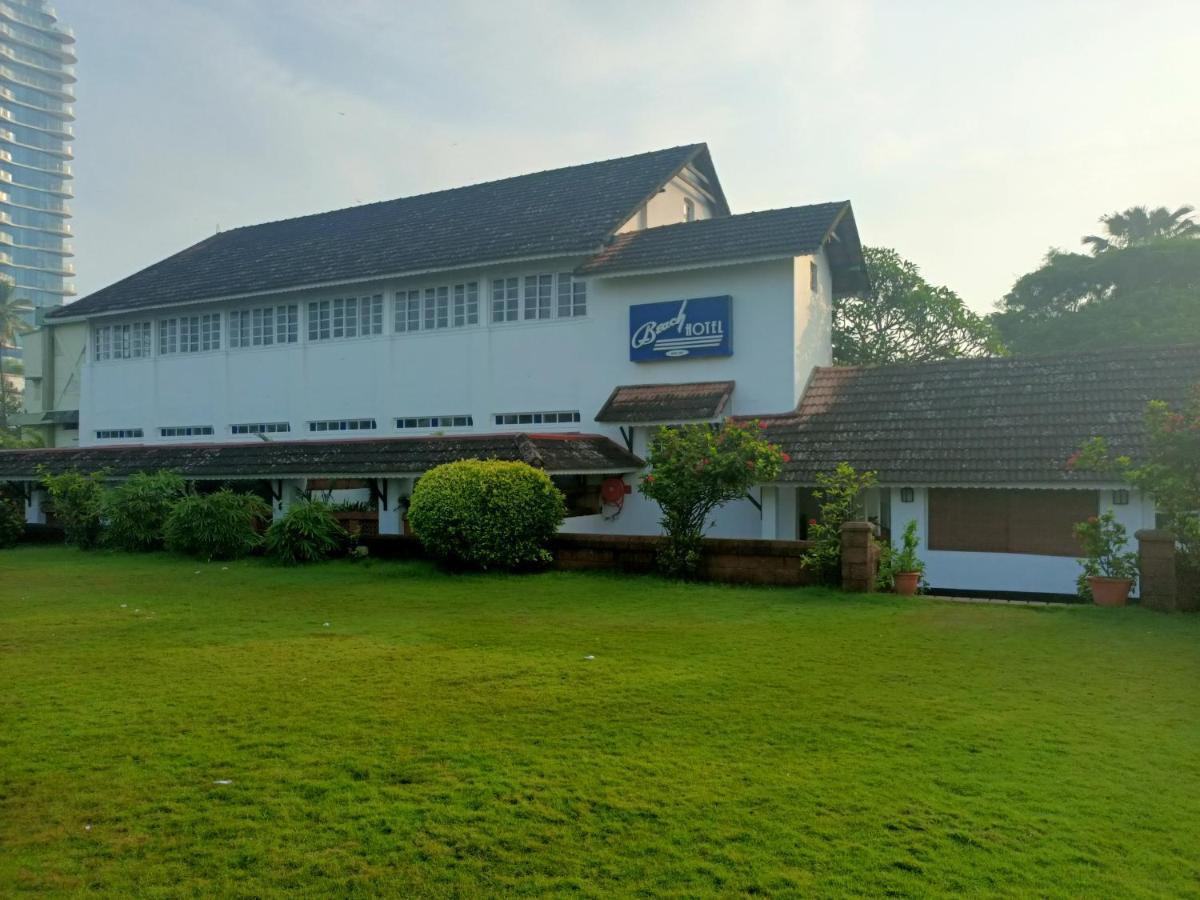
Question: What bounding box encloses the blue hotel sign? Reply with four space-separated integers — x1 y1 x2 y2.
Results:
629 296 733 362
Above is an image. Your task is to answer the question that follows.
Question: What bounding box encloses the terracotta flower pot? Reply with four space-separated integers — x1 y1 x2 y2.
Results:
1088 576 1132 607
894 571 921 596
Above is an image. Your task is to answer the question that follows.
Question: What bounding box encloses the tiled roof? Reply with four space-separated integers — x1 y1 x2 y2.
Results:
0 433 643 480
762 345 1200 485
595 381 734 423
576 203 868 295
51 144 724 319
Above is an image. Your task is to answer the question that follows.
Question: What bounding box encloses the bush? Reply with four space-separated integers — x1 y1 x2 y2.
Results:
408 459 565 570
802 462 878 585
264 500 347 564
877 520 924 591
164 490 270 560
103 471 187 552
0 497 22 548
39 468 107 549
639 419 787 578
1074 510 1139 601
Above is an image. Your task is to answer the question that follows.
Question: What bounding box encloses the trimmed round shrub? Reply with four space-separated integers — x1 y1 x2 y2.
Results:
264 500 347 565
164 490 270 561
408 459 565 570
103 470 187 552
0 497 23 549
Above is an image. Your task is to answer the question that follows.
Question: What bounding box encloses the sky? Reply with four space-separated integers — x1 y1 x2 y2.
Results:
59 0 1200 313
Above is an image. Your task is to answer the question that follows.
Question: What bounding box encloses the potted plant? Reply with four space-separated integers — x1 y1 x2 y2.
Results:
1074 511 1139 606
890 520 925 596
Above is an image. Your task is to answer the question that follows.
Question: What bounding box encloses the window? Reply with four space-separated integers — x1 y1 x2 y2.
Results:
307 295 383 341
810 260 819 293
95 428 144 440
93 322 152 361
232 422 291 435
684 197 695 222
395 415 473 429
491 277 519 323
523 274 553 320
395 290 421 333
229 305 298 348
160 314 221 354
308 418 377 432
494 410 581 426
927 488 1099 557
159 425 214 437
453 283 479 327
423 287 449 330
556 274 587 318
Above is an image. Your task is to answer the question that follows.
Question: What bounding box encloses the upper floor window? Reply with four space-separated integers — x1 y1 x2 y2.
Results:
159 313 221 355
159 425 214 438
307 294 383 342
96 428 144 440
94 321 152 361
232 421 291 435
684 197 696 222
396 414 473 429
494 410 581 426
230 304 298 348
493 273 586 324
308 418 377 433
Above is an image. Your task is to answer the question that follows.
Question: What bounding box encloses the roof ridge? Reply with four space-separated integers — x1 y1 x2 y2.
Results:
825 343 1200 376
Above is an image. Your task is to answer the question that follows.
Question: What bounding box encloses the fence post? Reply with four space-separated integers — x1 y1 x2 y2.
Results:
1136 529 1184 612
840 521 877 593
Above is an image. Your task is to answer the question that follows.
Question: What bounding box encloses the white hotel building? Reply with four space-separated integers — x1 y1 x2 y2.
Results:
7 143 1197 597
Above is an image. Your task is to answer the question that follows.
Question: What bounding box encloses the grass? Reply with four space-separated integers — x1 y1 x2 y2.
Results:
1 548 1198 897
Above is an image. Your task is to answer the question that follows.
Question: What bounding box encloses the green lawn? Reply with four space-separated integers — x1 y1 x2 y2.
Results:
1 548 1198 897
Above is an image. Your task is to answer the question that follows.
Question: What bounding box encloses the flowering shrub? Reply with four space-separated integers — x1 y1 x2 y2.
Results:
1070 388 1200 585
801 463 878 584
1073 511 1139 600
640 419 787 578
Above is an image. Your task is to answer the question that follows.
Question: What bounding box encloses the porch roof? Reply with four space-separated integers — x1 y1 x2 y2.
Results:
0 432 644 482
595 380 734 423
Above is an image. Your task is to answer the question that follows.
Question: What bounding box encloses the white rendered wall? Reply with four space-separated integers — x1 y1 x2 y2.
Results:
886 485 1155 596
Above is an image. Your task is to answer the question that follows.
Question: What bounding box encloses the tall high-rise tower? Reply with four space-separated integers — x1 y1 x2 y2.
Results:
0 0 74 321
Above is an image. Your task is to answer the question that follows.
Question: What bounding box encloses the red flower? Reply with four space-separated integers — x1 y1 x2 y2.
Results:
808 518 818 526
757 420 767 429
644 474 655 483
781 452 792 463
1065 451 1082 471
1087 515 1099 524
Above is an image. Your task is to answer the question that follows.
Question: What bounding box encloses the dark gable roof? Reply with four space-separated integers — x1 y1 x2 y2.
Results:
52 144 726 319
0 433 643 480
763 345 1200 485
595 381 734 423
576 203 868 295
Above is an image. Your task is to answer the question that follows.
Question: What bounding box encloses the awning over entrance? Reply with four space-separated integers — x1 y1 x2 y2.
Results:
595 381 734 424
0 432 644 482
8 409 79 427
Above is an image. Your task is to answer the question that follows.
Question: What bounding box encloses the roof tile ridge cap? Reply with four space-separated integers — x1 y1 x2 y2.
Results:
512 432 546 468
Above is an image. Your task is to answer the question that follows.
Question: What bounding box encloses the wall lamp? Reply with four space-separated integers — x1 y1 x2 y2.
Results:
1113 489 1130 506
900 487 915 503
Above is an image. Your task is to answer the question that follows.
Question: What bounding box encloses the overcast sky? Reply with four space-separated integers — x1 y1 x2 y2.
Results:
59 0 1199 313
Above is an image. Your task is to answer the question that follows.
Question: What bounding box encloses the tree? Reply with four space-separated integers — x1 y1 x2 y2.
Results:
639 419 786 578
833 247 1003 365
1083 205 1199 254
0 279 33 431
993 237 1200 354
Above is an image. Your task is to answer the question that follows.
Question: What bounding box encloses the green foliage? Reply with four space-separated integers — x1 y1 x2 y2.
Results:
0 496 22 548
640 420 787 578
163 489 270 561
802 463 878 584
1070 390 1200 584
39 468 107 549
102 471 187 552
264 500 347 565
889 520 925 576
993 237 1200 354
834 246 1004 365
1082 204 1198 254
408 459 565 570
1073 511 1139 601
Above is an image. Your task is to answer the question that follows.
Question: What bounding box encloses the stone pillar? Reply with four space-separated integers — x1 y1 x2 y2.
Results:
760 487 778 540
25 487 47 525
1136 529 1188 612
840 521 878 593
272 479 306 522
377 477 408 535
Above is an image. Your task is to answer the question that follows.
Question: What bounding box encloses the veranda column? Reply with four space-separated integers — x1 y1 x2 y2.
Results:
25 486 46 524
377 477 408 535
272 479 306 522
760 487 778 540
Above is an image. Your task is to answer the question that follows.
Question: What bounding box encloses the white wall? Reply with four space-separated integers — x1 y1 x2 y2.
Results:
886 485 1155 596
76 253 825 540
616 168 718 233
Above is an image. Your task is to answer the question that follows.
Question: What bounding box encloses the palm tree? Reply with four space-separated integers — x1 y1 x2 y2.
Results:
0 278 34 430
1083 205 1200 254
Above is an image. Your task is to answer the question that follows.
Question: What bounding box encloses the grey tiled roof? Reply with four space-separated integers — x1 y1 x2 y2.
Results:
51 144 723 319
762 345 1200 485
595 381 734 423
0 433 643 480
576 203 868 295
